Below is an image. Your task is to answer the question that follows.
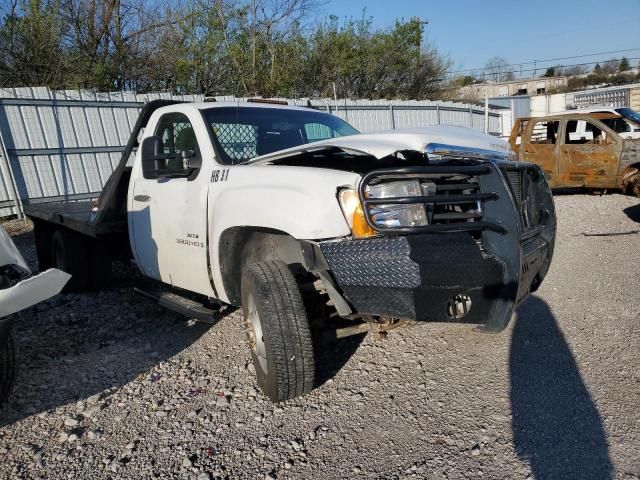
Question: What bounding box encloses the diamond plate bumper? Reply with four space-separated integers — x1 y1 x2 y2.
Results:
319 230 552 330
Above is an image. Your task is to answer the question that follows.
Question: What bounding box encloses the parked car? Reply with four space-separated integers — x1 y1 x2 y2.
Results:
0 225 69 403
509 112 640 196
24 100 556 402
555 107 640 140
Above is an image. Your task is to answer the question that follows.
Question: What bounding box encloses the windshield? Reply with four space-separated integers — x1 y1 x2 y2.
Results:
615 107 640 126
203 106 359 165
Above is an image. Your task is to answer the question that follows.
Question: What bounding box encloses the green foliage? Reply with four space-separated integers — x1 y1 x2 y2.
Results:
0 0 70 88
619 57 630 72
0 1 451 99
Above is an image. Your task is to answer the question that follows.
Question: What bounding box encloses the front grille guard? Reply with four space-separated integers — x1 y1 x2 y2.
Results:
500 164 546 238
358 165 507 235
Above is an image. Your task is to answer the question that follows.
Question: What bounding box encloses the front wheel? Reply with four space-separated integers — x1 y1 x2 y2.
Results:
241 260 315 402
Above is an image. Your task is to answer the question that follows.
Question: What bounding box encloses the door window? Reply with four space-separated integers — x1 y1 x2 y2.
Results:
565 120 612 145
600 117 632 134
152 113 200 176
529 120 560 144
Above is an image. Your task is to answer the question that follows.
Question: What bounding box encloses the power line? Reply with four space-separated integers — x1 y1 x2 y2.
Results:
485 57 640 77
448 48 640 76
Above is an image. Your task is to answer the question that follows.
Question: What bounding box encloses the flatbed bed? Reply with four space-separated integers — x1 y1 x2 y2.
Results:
23 201 126 237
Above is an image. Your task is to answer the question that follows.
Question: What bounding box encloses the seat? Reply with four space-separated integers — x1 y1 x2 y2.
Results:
175 126 196 151
167 126 197 171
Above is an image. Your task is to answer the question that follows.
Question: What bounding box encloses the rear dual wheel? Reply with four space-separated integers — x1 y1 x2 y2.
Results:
49 229 111 292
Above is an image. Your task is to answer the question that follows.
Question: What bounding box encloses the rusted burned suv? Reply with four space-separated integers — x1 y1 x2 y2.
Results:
509 111 640 196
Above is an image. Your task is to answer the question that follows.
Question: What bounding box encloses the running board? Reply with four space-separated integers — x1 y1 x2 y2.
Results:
134 287 223 324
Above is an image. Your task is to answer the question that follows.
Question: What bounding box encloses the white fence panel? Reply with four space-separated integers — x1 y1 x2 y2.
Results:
0 88 503 217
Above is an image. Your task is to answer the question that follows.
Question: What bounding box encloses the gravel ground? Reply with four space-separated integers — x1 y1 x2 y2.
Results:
0 193 639 480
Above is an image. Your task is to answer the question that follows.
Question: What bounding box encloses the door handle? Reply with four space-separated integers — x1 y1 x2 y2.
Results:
134 194 150 202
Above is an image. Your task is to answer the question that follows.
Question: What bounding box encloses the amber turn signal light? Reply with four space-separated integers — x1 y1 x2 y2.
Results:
338 189 376 239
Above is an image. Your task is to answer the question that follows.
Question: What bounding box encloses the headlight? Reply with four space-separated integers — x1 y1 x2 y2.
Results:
366 180 435 228
339 180 437 236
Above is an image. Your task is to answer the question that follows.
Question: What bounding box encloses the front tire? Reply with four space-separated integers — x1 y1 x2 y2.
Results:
241 260 315 402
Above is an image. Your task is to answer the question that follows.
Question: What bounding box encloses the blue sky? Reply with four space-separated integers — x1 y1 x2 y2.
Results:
316 0 640 75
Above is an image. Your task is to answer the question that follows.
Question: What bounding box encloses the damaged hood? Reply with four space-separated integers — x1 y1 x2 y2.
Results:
247 125 513 165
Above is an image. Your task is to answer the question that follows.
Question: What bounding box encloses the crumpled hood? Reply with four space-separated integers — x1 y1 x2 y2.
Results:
247 125 512 165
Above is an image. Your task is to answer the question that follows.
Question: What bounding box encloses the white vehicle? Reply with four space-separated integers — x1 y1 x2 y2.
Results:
556 107 640 140
24 100 556 402
0 225 69 402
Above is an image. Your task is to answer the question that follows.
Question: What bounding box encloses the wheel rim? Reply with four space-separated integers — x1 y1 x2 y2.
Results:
246 293 268 375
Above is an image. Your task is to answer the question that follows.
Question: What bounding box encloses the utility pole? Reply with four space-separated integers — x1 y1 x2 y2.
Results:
413 17 429 98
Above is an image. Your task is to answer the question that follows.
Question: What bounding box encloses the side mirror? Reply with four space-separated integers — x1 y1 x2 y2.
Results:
141 136 163 178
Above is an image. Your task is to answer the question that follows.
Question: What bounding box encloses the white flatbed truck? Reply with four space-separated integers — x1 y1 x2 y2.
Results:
24 99 556 401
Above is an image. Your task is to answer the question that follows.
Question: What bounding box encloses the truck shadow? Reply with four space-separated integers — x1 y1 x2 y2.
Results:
0 261 220 428
510 296 612 479
313 333 365 389
623 203 640 223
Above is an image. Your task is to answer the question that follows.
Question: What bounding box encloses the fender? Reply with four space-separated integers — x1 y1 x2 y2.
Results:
208 165 360 302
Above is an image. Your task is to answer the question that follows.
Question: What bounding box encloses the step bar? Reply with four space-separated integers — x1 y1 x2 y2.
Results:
134 287 225 324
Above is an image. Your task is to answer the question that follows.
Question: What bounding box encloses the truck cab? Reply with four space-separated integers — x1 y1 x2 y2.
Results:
25 100 556 402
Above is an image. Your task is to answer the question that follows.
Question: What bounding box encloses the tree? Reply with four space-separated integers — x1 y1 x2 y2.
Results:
0 1 453 99
484 56 510 82
304 16 450 99
543 66 557 77
593 63 602 74
59 0 174 90
619 57 631 72
0 0 70 88
562 65 587 77
601 59 620 75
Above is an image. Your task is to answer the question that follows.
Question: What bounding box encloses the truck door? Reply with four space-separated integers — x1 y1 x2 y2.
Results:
520 119 560 186
559 119 620 188
129 111 215 297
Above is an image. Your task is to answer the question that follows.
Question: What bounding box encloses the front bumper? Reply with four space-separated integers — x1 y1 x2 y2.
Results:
316 161 556 332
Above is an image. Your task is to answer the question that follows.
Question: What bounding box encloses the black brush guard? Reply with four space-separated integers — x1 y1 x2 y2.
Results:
318 161 556 332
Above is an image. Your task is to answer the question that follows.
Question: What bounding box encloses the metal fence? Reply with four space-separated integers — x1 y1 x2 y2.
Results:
0 88 503 218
